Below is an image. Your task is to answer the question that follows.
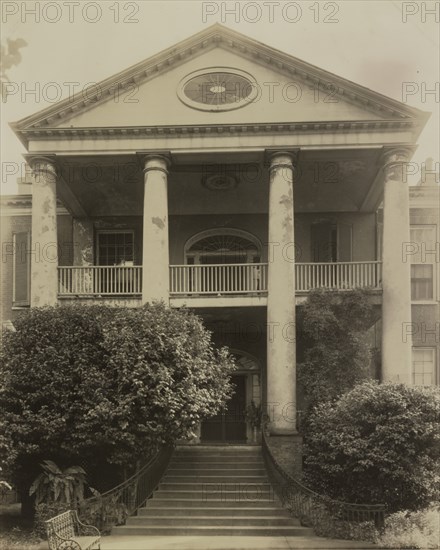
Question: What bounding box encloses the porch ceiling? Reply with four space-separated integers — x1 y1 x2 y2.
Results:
55 147 383 217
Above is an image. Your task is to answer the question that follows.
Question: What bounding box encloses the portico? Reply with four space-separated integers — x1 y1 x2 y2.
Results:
10 24 429 438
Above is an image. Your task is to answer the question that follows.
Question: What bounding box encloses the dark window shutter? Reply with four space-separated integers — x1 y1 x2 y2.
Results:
337 223 353 262
13 232 30 305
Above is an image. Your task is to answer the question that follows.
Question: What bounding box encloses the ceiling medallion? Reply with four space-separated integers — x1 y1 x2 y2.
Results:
202 173 238 191
178 68 257 112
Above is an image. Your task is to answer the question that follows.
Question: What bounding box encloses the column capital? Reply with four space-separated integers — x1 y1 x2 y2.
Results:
24 155 57 178
380 146 414 182
265 149 299 171
136 152 171 176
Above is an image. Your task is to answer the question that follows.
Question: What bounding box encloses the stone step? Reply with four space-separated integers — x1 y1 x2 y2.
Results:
147 498 280 508
137 507 289 517
111 525 313 537
163 475 270 484
175 446 260 453
159 482 272 492
168 463 265 470
126 515 300 527
152 489 276 501
174 451 261 457
172 456 263 463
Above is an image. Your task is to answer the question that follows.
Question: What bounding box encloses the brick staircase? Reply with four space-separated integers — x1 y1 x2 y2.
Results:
112 445 313 536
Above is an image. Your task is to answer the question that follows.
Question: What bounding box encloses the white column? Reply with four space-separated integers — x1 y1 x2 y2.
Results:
267 151 297 435
381 148 412 383
29 156 58 307
141 154 170 304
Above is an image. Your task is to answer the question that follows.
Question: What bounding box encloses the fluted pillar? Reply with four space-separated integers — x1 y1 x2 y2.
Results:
266 151 297 435
29 156 58 307
141 154 170 304
381 147 412 383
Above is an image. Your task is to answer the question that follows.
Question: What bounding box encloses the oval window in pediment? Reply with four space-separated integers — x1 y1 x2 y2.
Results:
178 68 257 111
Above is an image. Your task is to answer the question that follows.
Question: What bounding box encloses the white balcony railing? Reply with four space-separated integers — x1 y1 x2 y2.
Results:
58 261 382 297
169 261 382 295
58 266 142 296
170 263 268 295
295 261 382 292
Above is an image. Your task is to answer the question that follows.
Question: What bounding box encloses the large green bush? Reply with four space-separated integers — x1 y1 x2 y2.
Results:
303 381 440 513
0 303 235 502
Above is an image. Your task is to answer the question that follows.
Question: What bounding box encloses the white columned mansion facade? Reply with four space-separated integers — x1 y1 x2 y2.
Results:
2 25 436 441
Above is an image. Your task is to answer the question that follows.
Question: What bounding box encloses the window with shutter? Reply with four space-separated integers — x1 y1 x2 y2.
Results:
12 232 30 306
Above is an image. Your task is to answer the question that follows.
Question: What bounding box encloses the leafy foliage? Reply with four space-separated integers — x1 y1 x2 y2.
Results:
0 303 236 495
0 38 27 97
303 381 440 513
298 289 378 410
29 460 87 506
33 503 70 540
245 401 263 429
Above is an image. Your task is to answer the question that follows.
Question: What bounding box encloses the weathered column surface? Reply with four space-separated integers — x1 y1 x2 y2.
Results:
266 151 297 435
381 147 412 383
141 154 170 304
29 156 58 307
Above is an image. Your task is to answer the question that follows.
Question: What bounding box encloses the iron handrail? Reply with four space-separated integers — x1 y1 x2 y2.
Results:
262 433 385 539
78 445 173 532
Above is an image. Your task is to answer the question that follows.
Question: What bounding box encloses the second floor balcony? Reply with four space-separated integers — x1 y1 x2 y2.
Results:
58 261 382 307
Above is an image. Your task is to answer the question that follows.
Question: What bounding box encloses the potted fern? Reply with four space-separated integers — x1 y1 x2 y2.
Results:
245 401 262 443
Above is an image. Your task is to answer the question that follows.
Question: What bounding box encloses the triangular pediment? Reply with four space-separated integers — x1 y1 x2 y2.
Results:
12 24 426 144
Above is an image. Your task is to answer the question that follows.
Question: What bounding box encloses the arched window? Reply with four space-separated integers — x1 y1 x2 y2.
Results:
185 229 261 265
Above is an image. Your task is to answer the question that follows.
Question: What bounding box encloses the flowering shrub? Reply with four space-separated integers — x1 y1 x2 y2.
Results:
376 507 440 549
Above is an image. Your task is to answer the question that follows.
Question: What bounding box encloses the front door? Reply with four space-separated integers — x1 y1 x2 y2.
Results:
201 375 247 443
